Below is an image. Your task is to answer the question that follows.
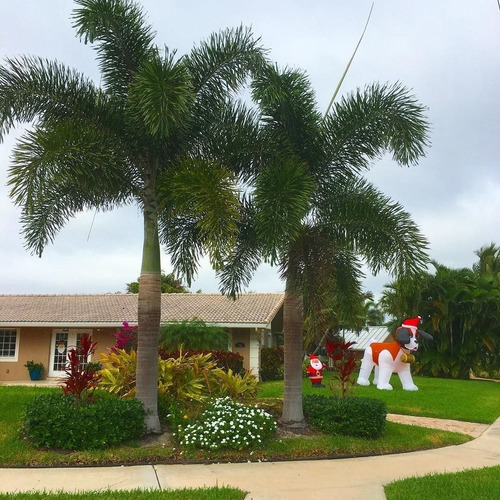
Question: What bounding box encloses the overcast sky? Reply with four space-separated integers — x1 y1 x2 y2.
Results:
0 0 499 298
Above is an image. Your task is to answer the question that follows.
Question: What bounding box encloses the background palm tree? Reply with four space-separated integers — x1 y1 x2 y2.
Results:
220 65 430 424
0 0 266 432
383 252 500 380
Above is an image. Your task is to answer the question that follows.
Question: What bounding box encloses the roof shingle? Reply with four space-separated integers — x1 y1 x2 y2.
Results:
0 293 285 328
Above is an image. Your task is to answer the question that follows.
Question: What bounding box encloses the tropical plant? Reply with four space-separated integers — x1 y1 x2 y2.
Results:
99 348 138 397
212 369 259 400
325 337 358 398
159 319 230 351
0 0 266 432
126 271 189 294
99 349 258 408
218 66 430 424
364 298 385 326
112 321 139 353
381 247 499 379
159 348 244 374
62 333 101 400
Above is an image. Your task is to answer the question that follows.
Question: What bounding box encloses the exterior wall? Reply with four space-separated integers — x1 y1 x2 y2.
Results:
0 326 116 382
248 329 261 376
231 328 251 372
270 308 284 346
1 327 52 381
1 324 265 381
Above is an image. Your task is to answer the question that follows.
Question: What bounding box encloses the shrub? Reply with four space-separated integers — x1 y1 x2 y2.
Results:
99 349 138 397
99 350 258 411
160 319 230 351
260 346 284 381
159 349 244 375
22 392 145 450
175 397 276 450
111 322 138 353
212 369 258 401
303 394 387 438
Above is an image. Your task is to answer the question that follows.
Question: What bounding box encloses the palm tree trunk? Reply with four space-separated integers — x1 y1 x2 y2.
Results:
281 275 306 425
136 193 162 434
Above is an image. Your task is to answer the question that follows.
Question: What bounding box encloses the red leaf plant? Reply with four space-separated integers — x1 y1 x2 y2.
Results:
62 333 102 401
325 338 358 398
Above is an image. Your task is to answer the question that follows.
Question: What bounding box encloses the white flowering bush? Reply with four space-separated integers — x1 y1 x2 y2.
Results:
176 397 276 450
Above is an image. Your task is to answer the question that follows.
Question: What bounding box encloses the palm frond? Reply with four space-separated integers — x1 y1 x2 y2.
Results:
217 198 263 297
186 25 267 110
127 51 194 138
251 64 323 165
253 159 315 264
0 56 116 141
321 82 430 178
317 177 430 278
7 120 134 255
159 158 241 272
190 99 263 182
72 0 156 100
159 213 204 287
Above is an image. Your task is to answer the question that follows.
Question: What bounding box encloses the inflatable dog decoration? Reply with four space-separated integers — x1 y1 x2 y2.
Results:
357 316 433 391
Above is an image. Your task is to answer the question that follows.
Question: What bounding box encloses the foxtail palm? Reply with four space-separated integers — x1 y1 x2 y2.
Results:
0 0 265 432
220 65 430 424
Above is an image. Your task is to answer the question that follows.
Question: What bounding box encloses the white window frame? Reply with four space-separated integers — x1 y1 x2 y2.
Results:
0 328 19 362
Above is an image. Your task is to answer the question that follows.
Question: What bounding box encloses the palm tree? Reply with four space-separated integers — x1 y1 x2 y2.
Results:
0 0 265 432
219 65 430 424
473 243 500 282
382 256 499 379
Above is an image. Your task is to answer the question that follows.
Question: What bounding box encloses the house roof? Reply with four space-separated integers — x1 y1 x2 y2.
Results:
0 293 285 329
340 326 392 351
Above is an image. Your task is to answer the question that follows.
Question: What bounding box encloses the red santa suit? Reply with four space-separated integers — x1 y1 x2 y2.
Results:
307 354 325 387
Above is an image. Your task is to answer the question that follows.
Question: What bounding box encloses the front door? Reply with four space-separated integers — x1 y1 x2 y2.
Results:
49 329 92 377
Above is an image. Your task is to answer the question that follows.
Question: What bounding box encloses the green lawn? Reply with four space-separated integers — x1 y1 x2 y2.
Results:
1 374 498 467
385 465 500 500
0 487 246 500
258 372 500 423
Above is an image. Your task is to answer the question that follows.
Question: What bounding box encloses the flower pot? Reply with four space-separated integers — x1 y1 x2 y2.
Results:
28 369 43 381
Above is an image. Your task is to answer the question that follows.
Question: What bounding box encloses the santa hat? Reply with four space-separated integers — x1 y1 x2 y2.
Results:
402 316 421 328
309 354 318 360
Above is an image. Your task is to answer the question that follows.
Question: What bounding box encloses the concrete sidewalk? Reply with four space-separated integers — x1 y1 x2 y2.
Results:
0 417 498 499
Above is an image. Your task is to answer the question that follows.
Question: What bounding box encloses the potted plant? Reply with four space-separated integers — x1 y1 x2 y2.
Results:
24 360 44 381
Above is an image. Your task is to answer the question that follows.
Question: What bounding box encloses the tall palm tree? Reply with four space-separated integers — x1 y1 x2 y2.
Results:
219 65 430 424
473 243 500 282
0 0 265 432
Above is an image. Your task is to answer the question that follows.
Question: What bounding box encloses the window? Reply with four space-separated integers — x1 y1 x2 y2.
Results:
0 329 19 361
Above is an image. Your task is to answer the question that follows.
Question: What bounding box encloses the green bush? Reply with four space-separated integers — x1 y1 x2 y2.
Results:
303 394 387 438
159 349 244 375
160 319 230 351
260 346 284 381
22 392 145 450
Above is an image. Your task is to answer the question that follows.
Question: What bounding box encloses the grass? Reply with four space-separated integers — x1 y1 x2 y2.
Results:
258 372 500 423
384 465 500 500
0 382 481 467
0 487 246 499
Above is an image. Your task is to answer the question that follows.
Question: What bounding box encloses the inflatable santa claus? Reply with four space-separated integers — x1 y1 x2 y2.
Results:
306 354 326 387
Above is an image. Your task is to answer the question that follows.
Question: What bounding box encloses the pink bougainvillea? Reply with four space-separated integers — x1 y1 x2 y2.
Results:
112 321 138 353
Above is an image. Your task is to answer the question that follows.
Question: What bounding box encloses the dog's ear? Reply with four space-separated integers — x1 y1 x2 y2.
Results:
395 327 412 345
418 330 433 341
